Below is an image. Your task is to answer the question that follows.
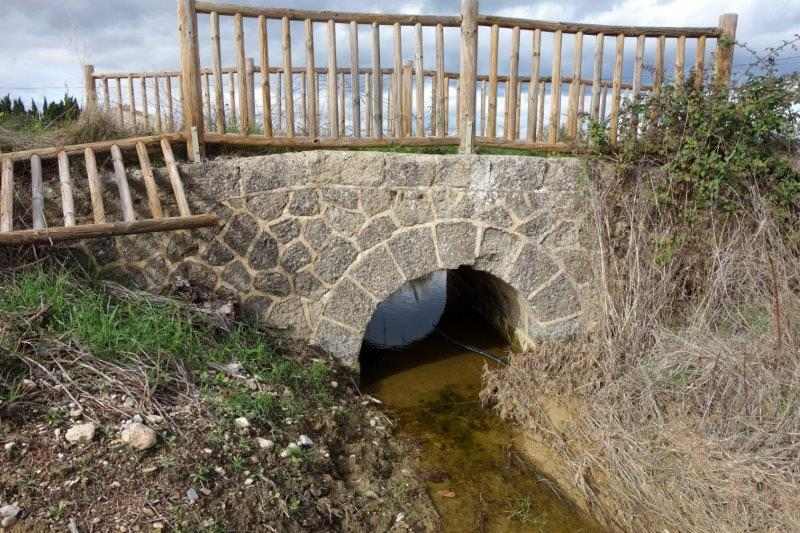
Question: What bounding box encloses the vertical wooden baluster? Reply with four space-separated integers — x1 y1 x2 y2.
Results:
444 78 449 134
246 59 256 128
694 36 707 90
537 82 546 141
414 23 424 137
654 36 665 97
31 156 45 230
632 35 645 136
161 140 191 217
135 142 164 219
128 75 136 126
675 35 686 89
402 62 413 136
349 21 362 138
282 17 295 137
430 74 437 136
0 159 13 232
527 29 541 142
235 13 250 133
480 80 487 137
436 24 446 137
507 26 520 141
305 18 316 137
141 76 149 130
229 71 238 129
166 76 175 132
211 11 226 134
83 148 105 224
327 20 339 137
516 81 522 139
339 72 346 134
599 85 608 121
116 78 124 125
57 152 76 227
387 76 393 134
205 73 214 129
548 30 563 144
392 23 402 138
103 79 111 113
455 79 461 133
260 16 273 137
366 72 373 137
567 31 583 138
487 24 499 138
301 71 307 135
276 69 283 132
110 145 135 222
609 33 625 144
372 23 383 138
154 76 163 133
591 33 604 121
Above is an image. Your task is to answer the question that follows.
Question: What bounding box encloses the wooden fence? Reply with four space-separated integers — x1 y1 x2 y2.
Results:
87 0 738 158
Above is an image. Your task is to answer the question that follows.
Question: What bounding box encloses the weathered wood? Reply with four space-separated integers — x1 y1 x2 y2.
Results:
507 26 520 140
475 14 720 38
402 62 413 137
83 65 97 111
566 31 582 138
537 82 545 141
178 0 205 159
205 132 459 148
204 73 212 129
459 0 478 153
365 72 373 137
2 134 185 163
110 145 135 222
455 79 461 132
429 74 437 136
0 159 13 232
675 35 686 88
436 24 446 137
372 23 383 138
487 24 499 138
211 11 227 134
392 23 402 138
128 75 137 126
246 58 256 128
31 156 46 230
160 140 191 217
414 23 424 137
548 30 563 144
56 152 76 227
348 21 362 138
654 35 665 96
590 33 604 120
694 35 707 90
116 78 124 124
480 80 487 136
141 76 150 129
599 85 608 121
154 76 163 132
166 77 175 132
135 142 164 219
714 14 738 88
327 20 339 137
632 34 645 137
83 149 105 225
609 33 625 144
228 71 238 128
260 16 274 137
234 13 250 133
526 29 541 142
305 19 317 137
0 215 218 246
339 73 346 134
282 17 295 137
102 78 110 113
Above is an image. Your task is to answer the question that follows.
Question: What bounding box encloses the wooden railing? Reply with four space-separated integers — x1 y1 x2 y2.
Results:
96 0 739 158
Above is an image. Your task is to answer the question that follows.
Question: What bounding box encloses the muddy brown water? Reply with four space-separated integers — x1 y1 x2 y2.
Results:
360 275 604 533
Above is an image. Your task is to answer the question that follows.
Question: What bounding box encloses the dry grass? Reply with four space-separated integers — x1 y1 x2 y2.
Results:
484 178 800 533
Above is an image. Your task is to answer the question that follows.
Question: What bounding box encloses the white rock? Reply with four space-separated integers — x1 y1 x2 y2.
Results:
186 488 199 504
0 504 20 528
244 478 254 486
297 435 313 448
280 443 301 458
145 415 164 425
234 417 250 430
65 423 96 443
68 408 83 418
4 442 15 452
256 438 274 450
120 423 157 451
21 379 37 391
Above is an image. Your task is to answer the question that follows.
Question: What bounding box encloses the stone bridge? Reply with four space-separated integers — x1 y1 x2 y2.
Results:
80 151 596 368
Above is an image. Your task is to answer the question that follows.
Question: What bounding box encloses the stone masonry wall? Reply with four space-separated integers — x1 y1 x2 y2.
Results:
75 151 597 368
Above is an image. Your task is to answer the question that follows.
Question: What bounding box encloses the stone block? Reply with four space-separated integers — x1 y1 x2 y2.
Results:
349 245 405 301
280 241 313 273
360 189 394 216
315 237 358 284
246 191 289 222
269 218 301 244
357 215 397 250
384 155 437 187
487 156 548 191
387 226 438 281
268 296 310 335
475 228 521 277
508 243 560 296
528 273 580 322
248 232 280 271
221 261 253 292
222 213 258 256
314 318 361 367
322 278 375 331
254 271 291 297
321 187 360 209
288 189 321 216
394 191 433 227
435 222 478 269
203 239 236 266
327 206 366 236
315 151 385 187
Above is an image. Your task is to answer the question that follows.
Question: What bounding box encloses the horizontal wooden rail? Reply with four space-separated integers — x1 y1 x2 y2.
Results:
0 215 218 246
475 15 722 38
194 2 462 26
1 134 184 163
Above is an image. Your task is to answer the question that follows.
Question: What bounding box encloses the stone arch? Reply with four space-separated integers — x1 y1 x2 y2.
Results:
312 219 582 368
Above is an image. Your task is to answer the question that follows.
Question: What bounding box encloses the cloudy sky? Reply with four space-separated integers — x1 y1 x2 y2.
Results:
1 0 799 107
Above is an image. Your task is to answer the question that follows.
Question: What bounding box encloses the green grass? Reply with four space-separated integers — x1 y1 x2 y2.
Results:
0 267 333 423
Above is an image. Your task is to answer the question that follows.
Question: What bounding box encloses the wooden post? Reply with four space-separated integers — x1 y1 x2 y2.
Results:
327 20 339 137
459 0 478 153
392 23 402 138
229 71 238 129
507 26 520 141
487 24 499 138
339 72 346 134
675 35 686 88
260 16 273 137
346 21 361 138
305 19 317 137
300 71 307 135
83 149 105 224
141 76 150 130
111 146 135 222
178 0 205 160
211 11 226 134
694 36 707 90
116 78 124 125
414 23 424 138
548 30 563 144
567 31 583 138
590 33 604 120
480 80 487 137
154 76 163 132
715 14 738 89
83 65 97 111
654 36 665 96
436 24 446 138
430 74 437 136
537 82 545 141
632 34 645 135
102 79 111 113
527 29 541 142
166 77 175 132
57 152 76 227
235 13 250 133
247 58 257 129
282 18 295 137
366 72 373 137
161 140 192 217
136 142 164 219
372 23 383 138
275 68 282 131
31 156 46 229
205 73 213 129
609 33 625 144
402 62 412 137
128 75 137 126
0 159 13 232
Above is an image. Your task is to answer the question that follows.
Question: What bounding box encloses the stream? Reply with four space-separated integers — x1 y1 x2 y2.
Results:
360 272 604 533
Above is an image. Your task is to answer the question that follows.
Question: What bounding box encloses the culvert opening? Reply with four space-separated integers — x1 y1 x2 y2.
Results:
357 266 604 533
